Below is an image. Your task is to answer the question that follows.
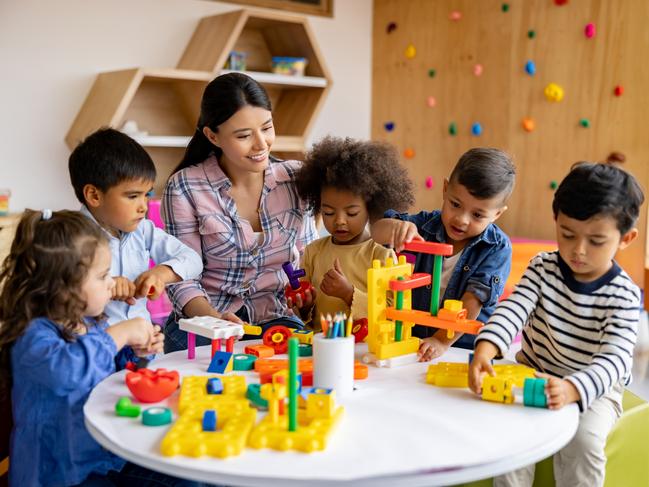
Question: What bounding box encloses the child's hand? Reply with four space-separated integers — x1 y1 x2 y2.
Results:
468 341 499 394
535 373 580 410
287 287 317 310
418 336 451 362
107 317 156 351
112 277 137 305
319 258 354 305
133 324 164 356
370 219 421 253
134 269 166 300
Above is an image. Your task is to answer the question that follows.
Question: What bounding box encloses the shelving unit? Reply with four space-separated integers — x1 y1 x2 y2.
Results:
66 9 331 195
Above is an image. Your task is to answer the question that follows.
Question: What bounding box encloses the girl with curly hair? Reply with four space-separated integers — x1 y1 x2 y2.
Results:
0 210 199 487
293 136 415 328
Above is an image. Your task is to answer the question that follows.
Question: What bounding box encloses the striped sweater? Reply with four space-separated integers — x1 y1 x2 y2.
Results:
477 251 640 411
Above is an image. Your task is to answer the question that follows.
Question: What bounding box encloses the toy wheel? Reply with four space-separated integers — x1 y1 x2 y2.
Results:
262 325 292 354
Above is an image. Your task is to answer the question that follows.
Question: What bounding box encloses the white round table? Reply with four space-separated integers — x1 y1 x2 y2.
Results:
85 343 578 486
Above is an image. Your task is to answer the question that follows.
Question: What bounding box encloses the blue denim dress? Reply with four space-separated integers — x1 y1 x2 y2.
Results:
9 318 130 486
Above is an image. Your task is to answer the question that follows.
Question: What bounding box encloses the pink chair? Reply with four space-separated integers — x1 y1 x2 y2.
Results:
146 199 173 325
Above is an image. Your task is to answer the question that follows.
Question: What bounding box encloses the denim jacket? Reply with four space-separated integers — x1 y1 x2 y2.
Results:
385 209 512 347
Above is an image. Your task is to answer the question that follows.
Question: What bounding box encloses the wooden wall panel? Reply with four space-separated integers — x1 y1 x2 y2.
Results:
372 0 649 285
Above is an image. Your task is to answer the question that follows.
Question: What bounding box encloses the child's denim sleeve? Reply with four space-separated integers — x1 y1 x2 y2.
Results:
384 209 435 233
465 239 512 308
12 320 117 397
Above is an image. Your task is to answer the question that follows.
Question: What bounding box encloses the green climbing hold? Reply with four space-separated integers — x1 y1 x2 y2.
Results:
550 181 558 190
527 30 536 39
428 69 436 78
579 118 590 128
449 122 457 136
502 3 510 12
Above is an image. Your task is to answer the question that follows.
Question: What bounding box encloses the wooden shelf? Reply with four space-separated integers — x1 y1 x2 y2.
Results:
66 9 331 196
219 69 327 88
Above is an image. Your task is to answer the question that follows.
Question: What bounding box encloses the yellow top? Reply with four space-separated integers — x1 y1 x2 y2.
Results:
301 236 395 329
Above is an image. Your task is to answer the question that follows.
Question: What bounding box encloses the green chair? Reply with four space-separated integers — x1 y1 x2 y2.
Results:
455 390 649 487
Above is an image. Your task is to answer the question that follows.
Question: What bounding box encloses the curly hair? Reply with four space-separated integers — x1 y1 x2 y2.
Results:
295 136 415 220
0 210 108 396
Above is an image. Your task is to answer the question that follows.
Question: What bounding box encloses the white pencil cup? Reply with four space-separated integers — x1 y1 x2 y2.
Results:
313 334 354 398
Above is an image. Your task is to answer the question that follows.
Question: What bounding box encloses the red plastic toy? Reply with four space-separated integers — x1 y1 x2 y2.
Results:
282 261 314 304
262 325 293 354
351 318 369 343
125 368 179 403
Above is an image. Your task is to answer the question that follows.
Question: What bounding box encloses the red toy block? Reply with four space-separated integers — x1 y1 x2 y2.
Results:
389 273 432 291
125 368 179 403
402 240 453 256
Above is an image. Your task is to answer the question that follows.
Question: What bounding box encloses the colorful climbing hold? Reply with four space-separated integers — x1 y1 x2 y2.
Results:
473 64 483 76
449 11 462 21
544 82 564 102
386 22 397 34
554 0 568 5
579 118 590 128
426 96 436 108
428 69 436 78
522 118 535 132
614 85 624 97
584 23 595 38
471 123 483 136
405 44 416 59
527 30 536 39
404 148 415 159
549 181 558 190
525 60 536 76
502 3 510 12
425 176 434 189
449 122 457 136
384 121 395 132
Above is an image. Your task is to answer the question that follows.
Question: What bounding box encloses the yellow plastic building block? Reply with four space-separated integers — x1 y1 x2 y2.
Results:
162 375 256 458
177 375 248 414
426 362 469 388
248 389 344 453
426 362 536 402
161 402 257 458
306 388 337 419
443 299 463 312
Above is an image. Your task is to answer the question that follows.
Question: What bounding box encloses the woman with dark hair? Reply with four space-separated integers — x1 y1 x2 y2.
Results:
162 72 317 352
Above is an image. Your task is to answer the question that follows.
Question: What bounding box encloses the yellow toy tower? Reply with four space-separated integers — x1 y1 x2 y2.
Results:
365 241 484 367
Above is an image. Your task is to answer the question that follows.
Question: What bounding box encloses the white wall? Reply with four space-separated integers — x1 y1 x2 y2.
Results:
0 0 372 212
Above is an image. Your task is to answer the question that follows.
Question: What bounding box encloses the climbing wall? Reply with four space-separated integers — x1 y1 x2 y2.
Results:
372 0 649 284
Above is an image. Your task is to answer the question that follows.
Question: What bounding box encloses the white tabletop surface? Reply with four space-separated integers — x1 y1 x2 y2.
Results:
85 342 579 486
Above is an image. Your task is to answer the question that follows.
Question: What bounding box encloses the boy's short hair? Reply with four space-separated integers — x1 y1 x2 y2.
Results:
449 148 516 201
68 128 156 203
553 162 644 234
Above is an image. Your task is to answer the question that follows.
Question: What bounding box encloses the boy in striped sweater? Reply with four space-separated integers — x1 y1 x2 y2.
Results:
469 162 644 487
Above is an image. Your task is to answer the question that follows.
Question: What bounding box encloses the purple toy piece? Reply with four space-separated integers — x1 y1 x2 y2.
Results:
282 261 306 290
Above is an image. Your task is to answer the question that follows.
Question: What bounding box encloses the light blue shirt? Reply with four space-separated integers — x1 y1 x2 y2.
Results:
10 318 130 486
81 205 203 325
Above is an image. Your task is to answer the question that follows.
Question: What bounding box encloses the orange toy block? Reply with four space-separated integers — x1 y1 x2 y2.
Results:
244 344 275 358
385 307 483 335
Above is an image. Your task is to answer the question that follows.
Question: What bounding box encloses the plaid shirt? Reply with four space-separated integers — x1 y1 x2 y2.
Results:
162 156 317 324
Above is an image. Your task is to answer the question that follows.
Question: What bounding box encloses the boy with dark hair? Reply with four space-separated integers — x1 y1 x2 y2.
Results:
371 147 515 357
470 162 644 487
69 128 203 325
